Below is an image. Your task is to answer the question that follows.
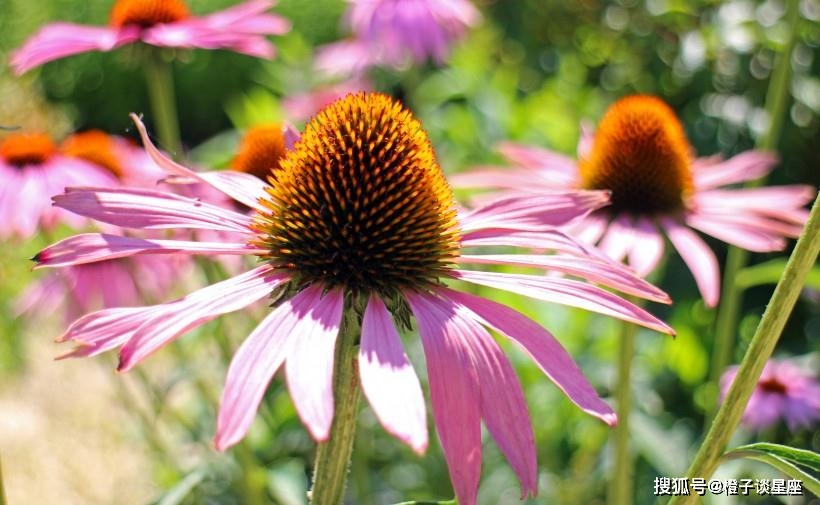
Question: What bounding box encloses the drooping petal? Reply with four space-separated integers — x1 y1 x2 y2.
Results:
685 214 787 252
695 185 815 220
130 113 269 211
359 295 428 454
10 23 139 74
459 191 610 232
214 285 322 451
461 228 593 257
405 291 482 505
660 218 720 307
440 287 616 425
597 214 635 263
284 286 345 441
497 142 579 186
427 291 538 497
117 265 285 371
627 217 666 277
56 305 167 360
33 233 265 268
452 270 674 334
53 187 255 232
570 212 609 245
458 254 670 303
692 151 778 190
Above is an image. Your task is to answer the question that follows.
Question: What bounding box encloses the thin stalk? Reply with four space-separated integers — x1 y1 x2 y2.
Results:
142 48 183 159
670 193 820 505
705 0 799 421
309 308 362 505
609 316 639 505
0 456 6 505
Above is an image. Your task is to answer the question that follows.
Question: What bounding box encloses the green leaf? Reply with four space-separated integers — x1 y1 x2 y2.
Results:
736 259 820 289
723 443 820 496
152 469 207 505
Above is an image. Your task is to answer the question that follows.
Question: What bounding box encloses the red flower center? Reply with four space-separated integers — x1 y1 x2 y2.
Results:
231 124 288 182
61 130 124 178
579 95 694 215
110 0 190 28
758 377 788 394
0 133 57 167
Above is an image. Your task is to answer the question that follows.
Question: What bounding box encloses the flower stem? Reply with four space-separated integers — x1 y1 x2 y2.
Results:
309 308 362 505
609 316 639 505
670 193 820 505
142 48 183 159
705 0 799 422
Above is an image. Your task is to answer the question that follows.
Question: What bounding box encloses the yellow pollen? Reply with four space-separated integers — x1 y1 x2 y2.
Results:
0 133 57 167
231 124 288 182
253 92 460 297
579 95 694 214
61 130 124 178
110 0 189 28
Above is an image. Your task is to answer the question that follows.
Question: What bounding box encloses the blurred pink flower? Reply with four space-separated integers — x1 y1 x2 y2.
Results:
35 95 674 505
720 359 820 432
0 132 118 239
282 77 372 122
11 0 291 74
454 95 816 306
316 0 480 75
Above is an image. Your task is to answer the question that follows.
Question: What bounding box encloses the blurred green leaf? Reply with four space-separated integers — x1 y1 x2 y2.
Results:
723 443 820 496
392 500 457 505
151 469 207 505
736 259 820 289
267 460 308 505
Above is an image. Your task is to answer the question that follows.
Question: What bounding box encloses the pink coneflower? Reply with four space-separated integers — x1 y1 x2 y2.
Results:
10 0 291 74
454 95 815 306
315 0 480 75
721 359 820 432
36 93 673 505
282 76 372 123
0 132 118 239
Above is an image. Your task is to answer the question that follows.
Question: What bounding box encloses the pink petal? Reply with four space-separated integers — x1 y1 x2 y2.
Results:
459 191 610 232
315 40 373 77
458 254 670 303
442 287 617 426
130 113 270 211
422 290 538 498
696 185 815 218
627 217 666 277
450 166 553 191
598 214 635 262
56 306 166 359
452 269 674 334
359 295 428 454
660 218 720 307
461 228 592 256
405 291 482 505
284 286 345 441
214 285 326 451
10 23 139 74
570 213 609 245
34 233 265 268
117 265 285 371
497 142 579 186
685 214 787 252
54 187 255 233
692 150 778 190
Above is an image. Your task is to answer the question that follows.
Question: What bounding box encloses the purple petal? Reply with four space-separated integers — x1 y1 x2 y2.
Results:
117 265 285 371
459 191 610 232
452 269 674 334
359 295 428 454
34 233 265 269
692 150 778 190
660 218 720 307
461 228 592 256
685 214 787 252
405 291 482 505
214 285 326 451
53 187 255 232
10 23 139 74
284 286 345 441
130 113 270 210
441 287 616 425
56 306 166 359
497 142 578 186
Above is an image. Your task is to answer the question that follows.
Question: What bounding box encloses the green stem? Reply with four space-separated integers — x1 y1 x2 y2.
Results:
705 0 799 421
142 48 183 159
670 194 820 505
609 317 639 505
309 307 362 505
0 456 6 505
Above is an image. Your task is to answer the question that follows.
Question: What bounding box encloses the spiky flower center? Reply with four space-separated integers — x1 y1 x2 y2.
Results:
0 133 56 167
110 0 189 28
231 124 287 182
579 95 694 214
61 130 124 178
253 93 460 298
